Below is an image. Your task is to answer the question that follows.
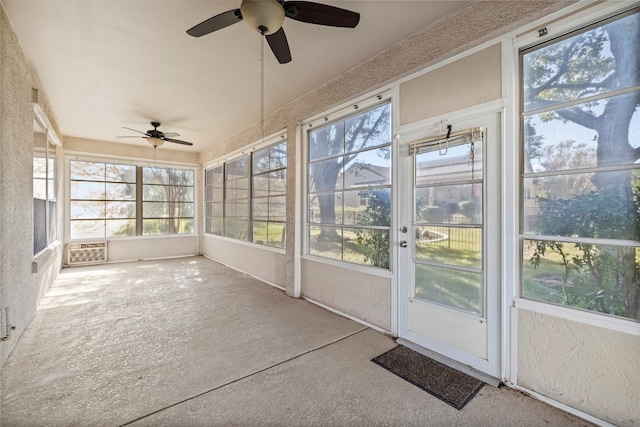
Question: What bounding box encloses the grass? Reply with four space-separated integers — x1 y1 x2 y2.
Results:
308 228 369 265
252 222 285 248
521 240 595 305
414 264 482 314
416 226 481 268
522 241 640 319
413 227 483 314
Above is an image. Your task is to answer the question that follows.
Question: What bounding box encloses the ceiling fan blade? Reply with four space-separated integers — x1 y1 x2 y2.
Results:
165 138 194 146
122 126 149 135
283 1 360 28
187 9 243 37
266 27 292 64
162 132 180 138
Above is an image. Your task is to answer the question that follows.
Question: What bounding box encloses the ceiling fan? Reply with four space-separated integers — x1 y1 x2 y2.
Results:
186 0 360 64
117 122 193 147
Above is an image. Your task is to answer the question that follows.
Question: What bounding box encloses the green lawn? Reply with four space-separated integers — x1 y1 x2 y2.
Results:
414 226 482 314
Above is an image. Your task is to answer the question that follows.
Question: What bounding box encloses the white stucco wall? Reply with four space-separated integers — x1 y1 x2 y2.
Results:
0 6 64 366
64 137 201 166
301 259 391 331
399 44 502 125
202 235 287 289
61 236 199 265
518 309 639 426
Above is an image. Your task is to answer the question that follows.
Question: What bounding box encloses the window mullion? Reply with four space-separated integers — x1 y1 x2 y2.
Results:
249 154 254 243
522 85 640 117
136 166 142 236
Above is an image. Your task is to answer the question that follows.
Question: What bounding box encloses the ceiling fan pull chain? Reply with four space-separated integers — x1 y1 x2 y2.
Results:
261 33 265 144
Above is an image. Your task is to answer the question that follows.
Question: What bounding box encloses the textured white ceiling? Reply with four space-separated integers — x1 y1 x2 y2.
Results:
2 0 469 152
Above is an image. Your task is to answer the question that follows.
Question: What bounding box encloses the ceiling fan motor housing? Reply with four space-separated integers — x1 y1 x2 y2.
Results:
241 0 285 35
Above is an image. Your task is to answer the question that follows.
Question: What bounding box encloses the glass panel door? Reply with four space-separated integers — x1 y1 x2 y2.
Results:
398 112 501 379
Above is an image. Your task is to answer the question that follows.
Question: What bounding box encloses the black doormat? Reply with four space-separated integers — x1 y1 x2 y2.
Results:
371 345 484 410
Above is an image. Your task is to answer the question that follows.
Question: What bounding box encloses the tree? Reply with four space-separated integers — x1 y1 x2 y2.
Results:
309 104 390 240
525 11 640 319
532 183 640 315
69 161 136 238
355 189 390 269
143 167 194 235
524 12 640 185
535 139 596 199
523 118 545 173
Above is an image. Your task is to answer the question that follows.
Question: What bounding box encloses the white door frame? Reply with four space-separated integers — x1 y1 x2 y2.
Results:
396 100 504 380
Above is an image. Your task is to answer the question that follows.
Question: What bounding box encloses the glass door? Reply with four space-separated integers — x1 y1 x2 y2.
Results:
398 112 501 378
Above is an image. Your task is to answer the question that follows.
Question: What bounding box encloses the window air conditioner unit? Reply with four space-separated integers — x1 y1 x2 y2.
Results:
67 242 107 266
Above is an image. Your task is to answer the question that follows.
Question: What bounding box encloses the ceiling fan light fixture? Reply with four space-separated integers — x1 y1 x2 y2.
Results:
147 137 164 148
240 0 285 35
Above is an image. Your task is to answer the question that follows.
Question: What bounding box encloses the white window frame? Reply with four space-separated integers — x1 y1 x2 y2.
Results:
204 164 224 236
33 104 61 256
203 131 288 251
141 165 196 236
508 0 640 335
302 91 394 272
251 140 287 248
65 154 198 242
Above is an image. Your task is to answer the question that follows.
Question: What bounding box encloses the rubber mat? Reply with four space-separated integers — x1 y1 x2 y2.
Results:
372 345 484 410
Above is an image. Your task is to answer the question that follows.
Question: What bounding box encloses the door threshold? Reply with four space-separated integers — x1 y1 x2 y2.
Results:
396 338 501 387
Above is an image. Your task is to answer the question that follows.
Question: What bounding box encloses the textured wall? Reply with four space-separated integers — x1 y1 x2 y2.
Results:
400 44 502 125
202 236 287 288
301 259 391 331
64 137 200 165
518 310 640 426
0 6 63 366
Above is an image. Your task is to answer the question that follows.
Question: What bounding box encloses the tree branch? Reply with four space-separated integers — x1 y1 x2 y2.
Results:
554 106 598 130
345 108 387 152
528 38 579 99
534 81 611 92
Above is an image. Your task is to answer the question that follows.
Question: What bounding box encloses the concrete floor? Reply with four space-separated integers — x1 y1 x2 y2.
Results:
1 256 595 427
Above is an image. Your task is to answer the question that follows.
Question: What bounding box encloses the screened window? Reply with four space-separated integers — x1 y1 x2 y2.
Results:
69 161 137 239
520 9 640 321
252 141 287 248
204 140 288 246
204 165 224 235
224 156 250 240
307 102 392 269
142 167 195 235
69 160 195 239
33 116 58 254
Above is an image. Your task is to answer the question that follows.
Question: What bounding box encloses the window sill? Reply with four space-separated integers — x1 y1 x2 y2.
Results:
202 233 286 254
32 240 62 274
302 254 393 279
67 234 197 243
513 298 639 335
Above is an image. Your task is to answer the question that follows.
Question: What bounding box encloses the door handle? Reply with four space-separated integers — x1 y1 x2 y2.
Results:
399 240 408 248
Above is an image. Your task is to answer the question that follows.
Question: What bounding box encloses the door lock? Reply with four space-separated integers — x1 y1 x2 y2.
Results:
400 226 408 233
399 240 408 248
